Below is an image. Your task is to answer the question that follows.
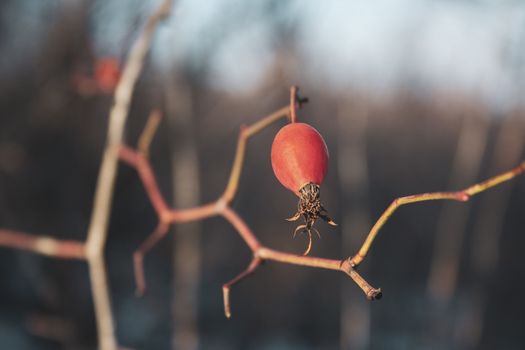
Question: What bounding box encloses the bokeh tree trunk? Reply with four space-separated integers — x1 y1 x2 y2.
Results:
337 95 371 350
455 114 524 348
427 106 489 345
166 73 201 350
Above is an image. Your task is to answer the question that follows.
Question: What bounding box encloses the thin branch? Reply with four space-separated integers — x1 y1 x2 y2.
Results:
288 86 308 124
222 257 262 319
120 145 170 216
221 205 261 251
0 229 85 259
350 160 525 267
123 104 294 293
138 109 163 159
84 1 173 349
87 255 114 350
221 106 290 203
0 1 173 348
120 95 383 318
85 0 172 258
133 222 170 296
120 88 523 319
290 86 298 123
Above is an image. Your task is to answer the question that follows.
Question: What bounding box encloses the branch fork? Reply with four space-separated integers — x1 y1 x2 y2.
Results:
119 87 383 318
0 1 173 348
119 86 525 318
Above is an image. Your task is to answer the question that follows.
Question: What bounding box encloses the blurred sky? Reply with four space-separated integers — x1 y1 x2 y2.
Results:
155 0 523 111
2 0 525 111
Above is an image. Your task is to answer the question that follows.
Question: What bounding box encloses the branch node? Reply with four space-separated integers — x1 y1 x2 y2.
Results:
456 191 470 202
119 85 525 320
160 209 172 224
215 198 227 214
347 254 363 268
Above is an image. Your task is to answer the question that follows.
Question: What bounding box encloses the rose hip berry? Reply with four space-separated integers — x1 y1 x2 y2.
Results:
271 122 337 255
94 57 120 93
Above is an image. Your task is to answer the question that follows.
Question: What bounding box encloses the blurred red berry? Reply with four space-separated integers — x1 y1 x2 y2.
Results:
94 57 120 93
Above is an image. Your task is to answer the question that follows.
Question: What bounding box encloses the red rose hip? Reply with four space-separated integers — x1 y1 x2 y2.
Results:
271 122 336 255
271 123 328 194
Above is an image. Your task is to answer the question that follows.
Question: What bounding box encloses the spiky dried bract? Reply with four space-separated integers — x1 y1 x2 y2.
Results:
287 183 337 255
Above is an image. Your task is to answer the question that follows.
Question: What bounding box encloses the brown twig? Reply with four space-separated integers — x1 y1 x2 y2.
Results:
133 222 170 296
290 86 298 123
121 87 525 318
288 86 308 124
120 97 382 319
0 229 85 259
138 109 163 159
349 160 525 268
0 1 173 349
84 1 172 348
222 257 262 319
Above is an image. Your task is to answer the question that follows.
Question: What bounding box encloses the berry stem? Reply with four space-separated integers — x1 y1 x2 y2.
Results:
290 86 298 123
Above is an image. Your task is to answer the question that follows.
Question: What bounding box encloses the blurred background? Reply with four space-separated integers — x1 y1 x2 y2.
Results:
1 0 525 349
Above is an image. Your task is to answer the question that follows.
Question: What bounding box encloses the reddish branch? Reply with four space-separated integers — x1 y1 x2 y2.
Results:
0 229 84 259
0 1 172 348
349 160 525 267
121 87 525 319
119 90 382 319
120 141 383 317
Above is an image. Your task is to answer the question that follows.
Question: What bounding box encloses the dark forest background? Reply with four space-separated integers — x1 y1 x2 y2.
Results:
1 1 524 349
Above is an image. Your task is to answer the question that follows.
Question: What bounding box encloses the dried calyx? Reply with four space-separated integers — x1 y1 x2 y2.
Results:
286 183 337 255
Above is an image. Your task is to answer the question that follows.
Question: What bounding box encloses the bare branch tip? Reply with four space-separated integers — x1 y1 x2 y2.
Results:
138 110 163 157
367 288 383 301
133 252 146 297
222 285 232 319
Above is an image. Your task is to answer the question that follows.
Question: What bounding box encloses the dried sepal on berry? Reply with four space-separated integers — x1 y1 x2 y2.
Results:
271 124 337 255
285 183 337 255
